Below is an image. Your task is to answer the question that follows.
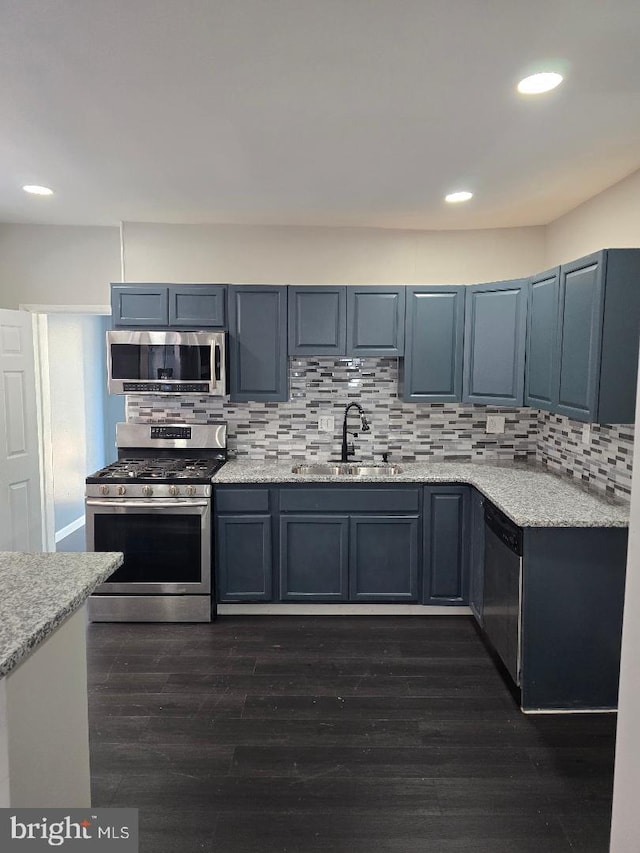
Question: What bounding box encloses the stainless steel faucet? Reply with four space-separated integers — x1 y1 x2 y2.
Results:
340 403 370 462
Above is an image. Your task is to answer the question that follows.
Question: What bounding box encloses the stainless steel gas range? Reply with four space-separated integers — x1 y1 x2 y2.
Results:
85 422 227 623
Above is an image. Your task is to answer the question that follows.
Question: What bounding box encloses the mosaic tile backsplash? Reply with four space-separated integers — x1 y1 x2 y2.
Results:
126 357 634 501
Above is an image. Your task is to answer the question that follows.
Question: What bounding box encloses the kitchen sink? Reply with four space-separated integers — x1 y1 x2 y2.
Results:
291 463 403 476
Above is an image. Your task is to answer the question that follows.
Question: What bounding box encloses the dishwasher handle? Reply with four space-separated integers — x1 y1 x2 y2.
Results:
484 501 523 556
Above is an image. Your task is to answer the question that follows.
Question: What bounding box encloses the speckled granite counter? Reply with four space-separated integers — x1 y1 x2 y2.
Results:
0 551 123 678
213 460 629 528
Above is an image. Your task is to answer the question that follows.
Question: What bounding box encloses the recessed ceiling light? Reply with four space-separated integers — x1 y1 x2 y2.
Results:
445 191 473 204
23 184 54 196
517 72 563 95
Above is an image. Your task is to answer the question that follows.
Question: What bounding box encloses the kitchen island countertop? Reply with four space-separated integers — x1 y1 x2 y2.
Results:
213 459 629 529
0 551 123 678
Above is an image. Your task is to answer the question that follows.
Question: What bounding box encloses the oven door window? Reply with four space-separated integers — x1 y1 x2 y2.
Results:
110 343 212 382
94 511 204 583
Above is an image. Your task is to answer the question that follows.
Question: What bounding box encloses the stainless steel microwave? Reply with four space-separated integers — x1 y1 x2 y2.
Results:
107 330 227 395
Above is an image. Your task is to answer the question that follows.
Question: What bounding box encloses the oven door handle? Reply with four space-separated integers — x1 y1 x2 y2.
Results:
85 499 210 509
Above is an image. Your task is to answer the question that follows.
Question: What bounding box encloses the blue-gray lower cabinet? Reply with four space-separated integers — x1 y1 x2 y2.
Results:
422 486 469 605
468 487 485 624
228 285 288 402
520 526 628 711
349 515 419 600
402 286 464 403
279 515 349 600
462 278 528 406
216 514 272 601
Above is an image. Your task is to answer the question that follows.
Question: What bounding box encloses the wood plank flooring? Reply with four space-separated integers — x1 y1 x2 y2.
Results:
87 616 616 852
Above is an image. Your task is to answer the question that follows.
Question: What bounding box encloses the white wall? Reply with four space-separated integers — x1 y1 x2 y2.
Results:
0 224 120 309
546 168 640 267
122 221 545 284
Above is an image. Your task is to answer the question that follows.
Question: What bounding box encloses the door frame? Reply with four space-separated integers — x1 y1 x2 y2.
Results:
20 303 110 551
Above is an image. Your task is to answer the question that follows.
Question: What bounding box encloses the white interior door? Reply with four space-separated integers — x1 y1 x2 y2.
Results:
0 310 42 551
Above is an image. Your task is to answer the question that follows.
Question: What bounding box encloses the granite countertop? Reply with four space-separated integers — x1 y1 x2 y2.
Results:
0 551 123 678
213 459 630 529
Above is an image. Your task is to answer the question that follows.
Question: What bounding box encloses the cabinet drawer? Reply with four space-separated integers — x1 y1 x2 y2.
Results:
215 488 270 513
279 488 419 513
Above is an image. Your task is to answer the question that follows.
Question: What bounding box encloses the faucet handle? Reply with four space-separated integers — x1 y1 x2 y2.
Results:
381 452 389 463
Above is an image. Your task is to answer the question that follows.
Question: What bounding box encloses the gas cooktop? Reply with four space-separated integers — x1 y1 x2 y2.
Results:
86 456 226 485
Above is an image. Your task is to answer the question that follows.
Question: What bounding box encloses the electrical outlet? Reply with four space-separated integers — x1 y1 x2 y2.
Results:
318 415 335 433
486 415 506 434
581 423 591 445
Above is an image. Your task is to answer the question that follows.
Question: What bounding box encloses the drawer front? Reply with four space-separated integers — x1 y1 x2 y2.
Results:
279 488 419 513
215 488 270 513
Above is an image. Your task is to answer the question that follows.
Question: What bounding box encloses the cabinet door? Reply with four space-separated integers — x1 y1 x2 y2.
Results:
555 253 605 422
346 287 405 356
229 285 288 401
111 285 169 327
525 268 560 411
288 286 346 355
349 515 419 601
468 488 485 624
279 515 349 600
423 487 469 604
402 287 464 403
168 285 226 328
216 515 272 601
462 279 528 406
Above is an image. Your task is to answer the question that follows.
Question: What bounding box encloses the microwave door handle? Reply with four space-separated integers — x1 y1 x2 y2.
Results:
214 342 221 381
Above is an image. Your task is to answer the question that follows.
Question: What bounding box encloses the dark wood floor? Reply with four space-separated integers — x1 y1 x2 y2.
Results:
87 616 616 853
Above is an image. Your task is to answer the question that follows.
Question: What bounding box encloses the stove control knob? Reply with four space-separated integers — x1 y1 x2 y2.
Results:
100 485 110 496
117 485 126 496
169 485 179 497
186 485 196 497
142 485 153 497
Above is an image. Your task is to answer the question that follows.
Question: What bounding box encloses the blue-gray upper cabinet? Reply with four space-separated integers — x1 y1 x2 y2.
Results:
346 287 405 356
111 284 169 327
111 284 226 328
525 268 560 410
228 285 288 402
402 287 464 403
288 286 405 356
288 286 346 355
422 486 469 605
554 250 640 424
462 279 528 406
168 285 226 328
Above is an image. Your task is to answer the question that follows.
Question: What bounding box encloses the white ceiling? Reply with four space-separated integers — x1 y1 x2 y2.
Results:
2 0 640 230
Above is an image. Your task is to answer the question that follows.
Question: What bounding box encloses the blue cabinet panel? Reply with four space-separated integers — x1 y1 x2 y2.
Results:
468 488 485 624
525 268 560 410
346 288 405 356
556 254 605 421
229 285 288 402
288 287 346 355
216 514 272 601
423 486 469 604
349 515 419 601
462 279 528 406
402 287 464 403
279 515 349 600
168 285 226 328
111 285 169 327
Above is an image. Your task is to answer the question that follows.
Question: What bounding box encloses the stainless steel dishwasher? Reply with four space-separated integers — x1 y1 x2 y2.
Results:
482 500 523 685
